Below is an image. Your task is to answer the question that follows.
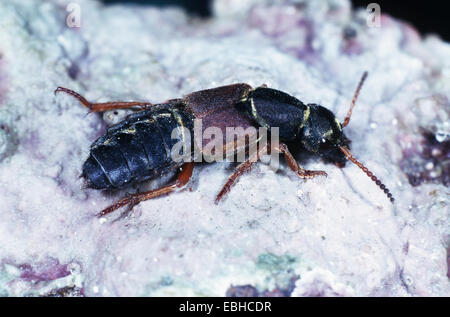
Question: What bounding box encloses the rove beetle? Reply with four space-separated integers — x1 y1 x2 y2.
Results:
55 71 394 216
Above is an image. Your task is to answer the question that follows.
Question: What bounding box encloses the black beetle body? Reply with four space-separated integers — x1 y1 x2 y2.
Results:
56 71 393 216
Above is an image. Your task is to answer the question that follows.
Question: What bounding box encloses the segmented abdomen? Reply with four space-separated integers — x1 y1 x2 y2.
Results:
82 104 194 189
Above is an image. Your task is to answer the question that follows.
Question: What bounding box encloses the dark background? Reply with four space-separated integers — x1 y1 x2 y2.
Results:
351 0 450 41
102 0 212 17
102 0 450 42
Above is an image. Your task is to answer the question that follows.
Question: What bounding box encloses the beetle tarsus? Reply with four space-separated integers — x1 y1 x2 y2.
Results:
97 197 135 217
97 163 194 217
276 143 328 179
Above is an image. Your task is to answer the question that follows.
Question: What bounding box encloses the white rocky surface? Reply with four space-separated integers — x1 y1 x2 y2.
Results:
0 0 448 296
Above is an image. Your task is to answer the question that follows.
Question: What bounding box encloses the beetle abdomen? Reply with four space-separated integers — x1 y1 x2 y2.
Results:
82 105 194 189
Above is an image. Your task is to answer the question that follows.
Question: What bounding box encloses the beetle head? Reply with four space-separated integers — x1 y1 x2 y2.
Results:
300 104 349 165
298 71 394 203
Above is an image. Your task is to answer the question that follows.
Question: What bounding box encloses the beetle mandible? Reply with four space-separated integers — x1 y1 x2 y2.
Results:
55 71 394 216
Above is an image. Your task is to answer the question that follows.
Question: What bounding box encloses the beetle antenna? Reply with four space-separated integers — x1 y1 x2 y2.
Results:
338 146 394 203
342 71 368 127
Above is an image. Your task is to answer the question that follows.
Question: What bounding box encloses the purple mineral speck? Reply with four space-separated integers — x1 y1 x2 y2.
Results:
401 130 450 187
20 258 71 283
248 5 316 62
21 130 45 160
226 284 259 297
341 27 363 55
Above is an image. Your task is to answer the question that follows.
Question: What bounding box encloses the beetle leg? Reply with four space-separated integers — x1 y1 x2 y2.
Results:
215 143 268 204
97 163 194 217
55 87 153 112
275 143 328 179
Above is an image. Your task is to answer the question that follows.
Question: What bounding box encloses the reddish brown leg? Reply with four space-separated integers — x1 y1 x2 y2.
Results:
98 163 194 217
215 143 268 204
275 143 328 179
55 87 153 112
